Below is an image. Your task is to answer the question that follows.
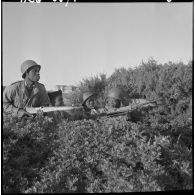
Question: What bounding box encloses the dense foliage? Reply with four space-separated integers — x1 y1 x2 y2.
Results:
3 59 193 193
65 58 192 106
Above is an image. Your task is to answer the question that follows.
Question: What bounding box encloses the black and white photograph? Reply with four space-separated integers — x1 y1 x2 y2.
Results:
2 0 193 193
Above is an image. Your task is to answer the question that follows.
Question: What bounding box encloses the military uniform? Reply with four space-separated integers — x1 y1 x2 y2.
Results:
97 106 117 115
3 80 51 116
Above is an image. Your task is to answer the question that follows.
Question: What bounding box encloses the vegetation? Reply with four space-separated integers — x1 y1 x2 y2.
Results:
3 59 192 193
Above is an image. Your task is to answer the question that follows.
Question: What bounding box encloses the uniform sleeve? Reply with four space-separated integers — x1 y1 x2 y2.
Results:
3 85 20 116
39 85 51 106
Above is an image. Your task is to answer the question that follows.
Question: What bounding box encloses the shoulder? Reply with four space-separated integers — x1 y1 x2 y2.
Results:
10 80 23 87
36 82 45 87
4 80 23 92
35 82 47 90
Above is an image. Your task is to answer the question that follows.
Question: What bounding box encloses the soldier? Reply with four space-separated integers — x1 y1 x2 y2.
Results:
97 87 123 115
99 87 156 123
82 92 98 118
3 60 51 118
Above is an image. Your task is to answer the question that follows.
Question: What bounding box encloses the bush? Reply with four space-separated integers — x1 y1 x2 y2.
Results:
3 110 192 192
3 59 192 192
3 113 58 193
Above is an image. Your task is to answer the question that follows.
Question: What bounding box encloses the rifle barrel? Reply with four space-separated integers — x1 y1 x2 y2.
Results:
26 106 83 114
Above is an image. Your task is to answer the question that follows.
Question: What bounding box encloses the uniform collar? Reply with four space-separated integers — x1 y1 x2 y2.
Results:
21 80 37 94
20 81 39 100
24 80 37 88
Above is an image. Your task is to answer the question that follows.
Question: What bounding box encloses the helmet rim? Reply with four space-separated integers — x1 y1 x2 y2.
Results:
82 92 94 105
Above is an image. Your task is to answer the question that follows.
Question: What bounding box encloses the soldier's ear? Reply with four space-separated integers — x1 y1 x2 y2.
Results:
22 73 26 79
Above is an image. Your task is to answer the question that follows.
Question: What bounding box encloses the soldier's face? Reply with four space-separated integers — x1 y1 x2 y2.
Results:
86 99 95 109
26 66 40 82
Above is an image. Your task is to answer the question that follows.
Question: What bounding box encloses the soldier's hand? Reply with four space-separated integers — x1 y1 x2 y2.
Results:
90 108 98 115
18 109 33 118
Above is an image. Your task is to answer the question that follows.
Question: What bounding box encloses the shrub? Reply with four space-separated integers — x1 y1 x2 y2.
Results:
3 59 192 193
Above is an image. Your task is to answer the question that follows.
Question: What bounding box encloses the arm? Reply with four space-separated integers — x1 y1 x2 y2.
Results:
3 85 20 116
3 85 33 117
39 85 52 106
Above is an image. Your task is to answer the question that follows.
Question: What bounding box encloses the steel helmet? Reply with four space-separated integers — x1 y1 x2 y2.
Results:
21 60 41 78
108 87 122 100
47 90 62 100
82 92 94 105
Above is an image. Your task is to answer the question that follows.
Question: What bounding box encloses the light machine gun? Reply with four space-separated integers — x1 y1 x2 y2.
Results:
99 99 162 118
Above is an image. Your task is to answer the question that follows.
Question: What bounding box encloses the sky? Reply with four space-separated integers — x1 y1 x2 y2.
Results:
2 2 193 90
